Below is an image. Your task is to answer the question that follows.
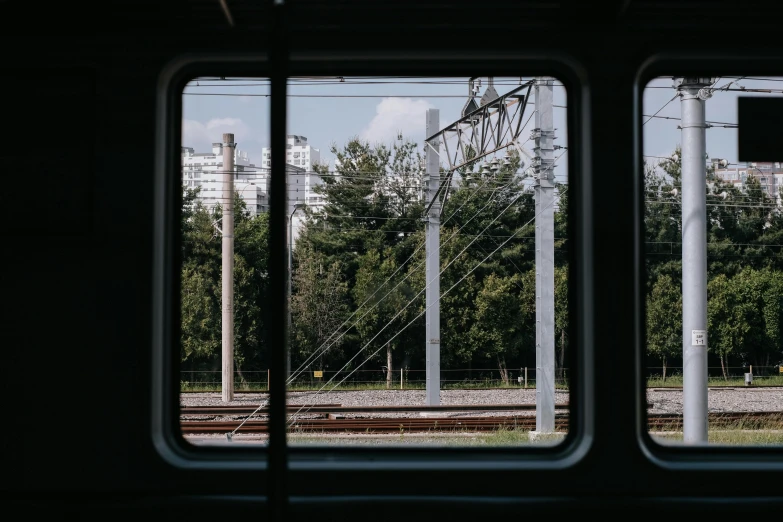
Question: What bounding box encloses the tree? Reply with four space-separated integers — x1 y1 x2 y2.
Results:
292 136 570 386
296 136 426 377
644 151 682 285
180 191 271 387
437 150 537 378
468 273 526 385
761 270 783 370
181 262 221 366
708 272 752 379
181 193 222 376
353 247 412 388
554 265 569 382
554 182 570 268
290 243 351 377
646 274 681 380
306 137 423 285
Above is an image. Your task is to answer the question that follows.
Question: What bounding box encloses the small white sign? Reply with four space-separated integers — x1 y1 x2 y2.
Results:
691 330 707 346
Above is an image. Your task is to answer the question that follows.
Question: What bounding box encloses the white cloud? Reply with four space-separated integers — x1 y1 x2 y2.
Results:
182 117 256 153
359 98 435 145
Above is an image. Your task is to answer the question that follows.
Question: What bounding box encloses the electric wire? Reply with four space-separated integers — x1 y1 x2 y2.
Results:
284 154 565 408
285 171 521 385
286 186 566 423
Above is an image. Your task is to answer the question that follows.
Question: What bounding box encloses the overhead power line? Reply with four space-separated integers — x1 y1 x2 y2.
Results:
287 187 566 421
182 92 571 102
643 114 737 126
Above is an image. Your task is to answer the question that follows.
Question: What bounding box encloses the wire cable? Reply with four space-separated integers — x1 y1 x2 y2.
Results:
287 186 566 423
287 154 564 383
286 170 520 384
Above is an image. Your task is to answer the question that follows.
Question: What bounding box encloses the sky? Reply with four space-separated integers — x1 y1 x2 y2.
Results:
643 76 783 167
181 76 569 182
181 75 783 183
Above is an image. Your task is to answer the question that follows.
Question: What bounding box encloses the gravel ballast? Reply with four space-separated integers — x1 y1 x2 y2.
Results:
181 387 783 416
181 387 782 445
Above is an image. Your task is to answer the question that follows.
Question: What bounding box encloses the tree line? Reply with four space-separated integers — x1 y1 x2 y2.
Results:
179 138 783 387
645 148 783 379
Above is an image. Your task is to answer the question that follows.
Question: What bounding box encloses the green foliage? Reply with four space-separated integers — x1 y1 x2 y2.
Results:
299 136 428 373
292 138 568 380
180 138 783 387
290 242 351 371
645 147 783 376
180 189 271 380
647 274 681 379
181 262 220 361
468 273 526 369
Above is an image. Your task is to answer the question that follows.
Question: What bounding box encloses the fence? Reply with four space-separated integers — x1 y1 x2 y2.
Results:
644 365 783 384
180 365 783 391
180 367 564 391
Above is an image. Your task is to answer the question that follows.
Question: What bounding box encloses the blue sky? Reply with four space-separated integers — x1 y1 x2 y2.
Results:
182 76 569 181
644 76 783 167
181 75 783 181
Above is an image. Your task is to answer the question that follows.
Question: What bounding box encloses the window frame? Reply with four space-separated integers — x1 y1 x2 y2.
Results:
152 52 591 476
636 54 783 470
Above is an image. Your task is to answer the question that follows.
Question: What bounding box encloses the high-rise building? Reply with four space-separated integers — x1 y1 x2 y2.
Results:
182 143 324 245
261 134 321 171
181 143 265 215
712 160 783 205
260 135 327 242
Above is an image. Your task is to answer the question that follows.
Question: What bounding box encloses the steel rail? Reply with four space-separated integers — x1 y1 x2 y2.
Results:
181 411 783 434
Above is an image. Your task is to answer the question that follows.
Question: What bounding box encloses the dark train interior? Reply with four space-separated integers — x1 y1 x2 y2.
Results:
4 0 783 518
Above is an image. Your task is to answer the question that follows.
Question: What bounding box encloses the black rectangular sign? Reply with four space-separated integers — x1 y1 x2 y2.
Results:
738 96 783 162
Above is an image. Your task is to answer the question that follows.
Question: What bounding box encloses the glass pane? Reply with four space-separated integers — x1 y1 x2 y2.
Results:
178 76 272 447
643 76 783 446
285 76 571 447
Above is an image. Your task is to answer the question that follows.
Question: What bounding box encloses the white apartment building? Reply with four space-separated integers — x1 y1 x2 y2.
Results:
182 142 326 244
259 135 326 212
259 135 327 241
182 143 266 216
261 134 321 171
712 160 783 205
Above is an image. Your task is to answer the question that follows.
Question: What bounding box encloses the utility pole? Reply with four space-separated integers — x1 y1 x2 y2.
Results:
287 202 304 382
221 133 235 402
674 77 713 444
533 77 556 434
425 109 441 406
423 79 534 409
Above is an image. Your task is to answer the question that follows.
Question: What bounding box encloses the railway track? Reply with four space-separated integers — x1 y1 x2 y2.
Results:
181 410 783 434
180 403 571 416
179 385 783 394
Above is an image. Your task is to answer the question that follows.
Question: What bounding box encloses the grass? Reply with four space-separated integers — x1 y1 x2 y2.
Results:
286 423 556 446
193 428 783 447
646 374 783 388
652 430 783 445
288 425 783 446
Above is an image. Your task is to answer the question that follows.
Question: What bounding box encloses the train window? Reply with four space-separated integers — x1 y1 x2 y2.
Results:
641 74 783 449
284 75 573 449
175 74 274 449
157 64 587 461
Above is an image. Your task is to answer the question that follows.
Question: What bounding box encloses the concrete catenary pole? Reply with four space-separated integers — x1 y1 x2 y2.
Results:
287 202 304 382
533 77 555 434
221 133 235 402
425 109 441 406
675 77 713 443
288 206 293 382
